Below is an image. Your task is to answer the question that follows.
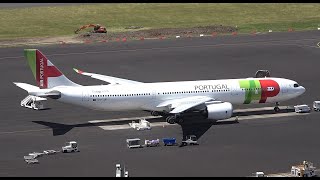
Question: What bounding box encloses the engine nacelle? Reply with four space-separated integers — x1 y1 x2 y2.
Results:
206 102 233 120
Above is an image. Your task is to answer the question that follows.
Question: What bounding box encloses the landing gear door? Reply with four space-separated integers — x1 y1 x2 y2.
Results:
82 90 89 101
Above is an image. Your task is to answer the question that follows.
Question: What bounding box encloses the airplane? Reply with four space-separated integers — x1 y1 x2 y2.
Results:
14 49 306 124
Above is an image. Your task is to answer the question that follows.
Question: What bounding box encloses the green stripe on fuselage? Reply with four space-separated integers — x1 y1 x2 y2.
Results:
239 80 261 104
24 49 36 80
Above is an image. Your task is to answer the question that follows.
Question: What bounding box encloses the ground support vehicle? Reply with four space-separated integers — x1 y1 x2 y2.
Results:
126 138 143 148
162 138 178 146
62 141 79 153
180 135 199 146
144 139 160 147
252 161 317 177
294 104 311 113
129 119 151 131
20 95 46 110
313 101 320 111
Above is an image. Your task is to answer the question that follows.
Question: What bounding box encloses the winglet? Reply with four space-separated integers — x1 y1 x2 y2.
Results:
73 68 84 74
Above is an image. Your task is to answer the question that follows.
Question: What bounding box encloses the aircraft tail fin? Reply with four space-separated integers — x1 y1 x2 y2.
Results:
24 49 80 89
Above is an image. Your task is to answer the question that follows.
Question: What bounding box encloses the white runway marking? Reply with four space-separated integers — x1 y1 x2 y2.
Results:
233 106 290 112
89 106 309 131
231 112 307 121
89 116 160 123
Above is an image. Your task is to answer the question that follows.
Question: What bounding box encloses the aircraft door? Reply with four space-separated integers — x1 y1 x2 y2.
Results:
152 90 157 99
82 90 90 101
231 82 239 96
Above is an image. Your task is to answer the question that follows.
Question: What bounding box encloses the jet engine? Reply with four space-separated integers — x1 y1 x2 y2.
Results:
205 102 233 120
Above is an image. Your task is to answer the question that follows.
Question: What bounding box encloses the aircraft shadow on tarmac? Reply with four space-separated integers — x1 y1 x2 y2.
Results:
32 108 294 138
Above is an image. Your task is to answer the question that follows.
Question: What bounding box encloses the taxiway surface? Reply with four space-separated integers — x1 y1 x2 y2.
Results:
0 30 319 176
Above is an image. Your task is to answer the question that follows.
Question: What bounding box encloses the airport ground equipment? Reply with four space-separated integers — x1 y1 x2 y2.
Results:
116 164 122 177
255 70 270 78
20 95 46 110
43 150 59 155
28 152 44 158
294 104 311 113
252 161 317 177
313 101 320 111
25 158 39 164
126 138 143 148
116 163 129 177
24 153 41 164
62 141 79 153
162 138 178 146
252 172 267 177
74 24 107 34
180 135 199 146
144 139 160 147
129 118 151 131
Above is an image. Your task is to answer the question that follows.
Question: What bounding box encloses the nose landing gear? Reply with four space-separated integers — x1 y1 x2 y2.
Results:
274 102 280 112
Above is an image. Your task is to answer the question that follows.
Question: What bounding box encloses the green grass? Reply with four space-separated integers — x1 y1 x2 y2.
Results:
1 3 320 39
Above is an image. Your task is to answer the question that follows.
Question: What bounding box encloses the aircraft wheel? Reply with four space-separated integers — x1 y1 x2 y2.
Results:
151 111 159 116
166 116 176 124
177 118 184 123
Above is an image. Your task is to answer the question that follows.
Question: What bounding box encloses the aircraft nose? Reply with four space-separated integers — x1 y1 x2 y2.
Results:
300 86 306 94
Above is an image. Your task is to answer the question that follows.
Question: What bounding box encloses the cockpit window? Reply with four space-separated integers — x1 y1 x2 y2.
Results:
294 83 299 88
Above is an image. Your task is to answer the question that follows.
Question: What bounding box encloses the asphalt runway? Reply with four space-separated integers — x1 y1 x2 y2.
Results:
0 30 320 176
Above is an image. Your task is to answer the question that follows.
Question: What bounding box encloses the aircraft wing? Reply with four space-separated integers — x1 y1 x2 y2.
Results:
156 96 214 114
73 68 143 85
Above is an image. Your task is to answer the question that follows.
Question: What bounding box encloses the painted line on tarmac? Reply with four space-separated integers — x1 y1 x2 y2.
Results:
234 112 308 121
89 116 160 123
0 128 50 135
233 106 290 113
91 107 308 131
100 122 175 131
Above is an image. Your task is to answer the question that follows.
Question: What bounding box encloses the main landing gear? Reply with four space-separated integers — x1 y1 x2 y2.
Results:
166 114 183 124
150 111 184 124
274 102 280 112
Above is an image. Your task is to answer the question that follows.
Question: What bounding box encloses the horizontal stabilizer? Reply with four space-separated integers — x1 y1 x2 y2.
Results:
14 82 61 99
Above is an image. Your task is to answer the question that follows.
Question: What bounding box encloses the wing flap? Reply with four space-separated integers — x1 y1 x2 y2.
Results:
157 96 214 114
73 68 143 85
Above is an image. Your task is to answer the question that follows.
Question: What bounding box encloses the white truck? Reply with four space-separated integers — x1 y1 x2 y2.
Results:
180 135 199 147
62 141 79 153
116 164 122 177
313 101 320 111
252 161 317 177
294 104 311 113
129 118 151 131
116 163 129 177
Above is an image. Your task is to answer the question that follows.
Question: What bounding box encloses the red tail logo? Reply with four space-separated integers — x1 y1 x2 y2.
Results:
36 50 62 89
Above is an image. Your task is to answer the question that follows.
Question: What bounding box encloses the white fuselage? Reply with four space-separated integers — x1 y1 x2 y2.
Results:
53 77 305 113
